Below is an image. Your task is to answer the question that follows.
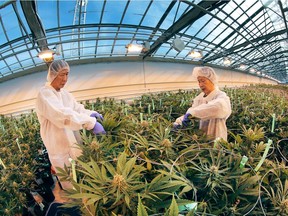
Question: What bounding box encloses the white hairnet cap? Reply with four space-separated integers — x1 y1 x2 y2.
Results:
192 66 218 85
47 60 70 83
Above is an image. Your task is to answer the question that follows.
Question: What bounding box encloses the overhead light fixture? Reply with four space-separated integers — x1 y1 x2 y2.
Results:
126 41 150 53
239 64 246 70
126 44 143 52
249 68 256 73
38 49 55 63
172 36 185 52
223 57 231 65
189 50 202 58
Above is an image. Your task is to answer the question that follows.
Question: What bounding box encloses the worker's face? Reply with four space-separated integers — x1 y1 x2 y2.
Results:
51 69 69 91
197 76 215 95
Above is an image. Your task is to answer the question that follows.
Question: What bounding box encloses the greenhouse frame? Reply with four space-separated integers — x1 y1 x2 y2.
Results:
0 0 288 215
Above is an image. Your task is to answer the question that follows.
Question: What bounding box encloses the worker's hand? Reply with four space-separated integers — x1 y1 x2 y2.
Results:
172 123 181 131
182 113 191 127
90 112 104 121
172 115 184 132
92 122 106 135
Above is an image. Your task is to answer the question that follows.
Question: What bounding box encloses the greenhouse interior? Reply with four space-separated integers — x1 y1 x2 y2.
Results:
0 0 288 215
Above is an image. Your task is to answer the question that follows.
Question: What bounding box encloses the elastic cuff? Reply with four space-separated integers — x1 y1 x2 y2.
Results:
84 117 96 130
186 107 194 116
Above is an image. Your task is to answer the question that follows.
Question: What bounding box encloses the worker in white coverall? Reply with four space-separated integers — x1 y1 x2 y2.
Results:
35 60 106 190
173 66 231 141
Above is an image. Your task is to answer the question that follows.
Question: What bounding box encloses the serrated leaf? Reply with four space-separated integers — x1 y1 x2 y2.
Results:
104 162 116 176
178 185 193 196
77 159 98 179
73 183 100 193
117 152 127 173
167 196 179 216
122 156 136 177
137 194 148 216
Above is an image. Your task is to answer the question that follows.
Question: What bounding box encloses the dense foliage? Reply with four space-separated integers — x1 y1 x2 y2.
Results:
0 84 288 215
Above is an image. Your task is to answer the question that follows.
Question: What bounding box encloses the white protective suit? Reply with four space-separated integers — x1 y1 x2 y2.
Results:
35 83 96 175
175 87 231 140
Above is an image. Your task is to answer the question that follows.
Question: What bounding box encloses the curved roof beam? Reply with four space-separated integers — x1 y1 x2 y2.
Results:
0 0 15 9
146 1 177 42
278 0 288 38
203 29 287 62
142 0 229 59
202 6 265 61
20 0 48 51
180 0 278 75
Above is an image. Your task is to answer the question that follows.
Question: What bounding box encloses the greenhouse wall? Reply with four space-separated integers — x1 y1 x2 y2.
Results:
0 61 276 115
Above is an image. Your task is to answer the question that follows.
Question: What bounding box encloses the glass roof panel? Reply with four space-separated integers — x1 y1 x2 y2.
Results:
245 0 263 16
102 0 127 24
0 0 287 83
0 10 21 41
141 1 169 28
85 1 104 24
122 1 151 25
189 14 213 38
159 2 189 30
37 1 59 29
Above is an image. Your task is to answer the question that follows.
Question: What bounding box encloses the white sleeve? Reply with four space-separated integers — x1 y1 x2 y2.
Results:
186 94 231 120
36 89 96 130
67 92 94 116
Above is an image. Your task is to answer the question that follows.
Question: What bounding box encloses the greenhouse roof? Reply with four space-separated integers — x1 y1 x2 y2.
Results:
0 0 287 83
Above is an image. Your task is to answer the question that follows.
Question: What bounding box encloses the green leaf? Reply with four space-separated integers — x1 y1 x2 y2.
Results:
89 158 103 179
239 175 260 192
122 156 136 178
137 194 148 216
104 162 116 176
73 183 100 193
128 132 149 147
166 196 179 216
77 159 99 179
68 192 102 200
117 152 127 173
241 188 259 196
101 163 108 181
124 194 131 209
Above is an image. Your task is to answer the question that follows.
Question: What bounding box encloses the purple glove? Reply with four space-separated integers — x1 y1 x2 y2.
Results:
92 122 106 135
90 112 104 121
182 113 191 127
